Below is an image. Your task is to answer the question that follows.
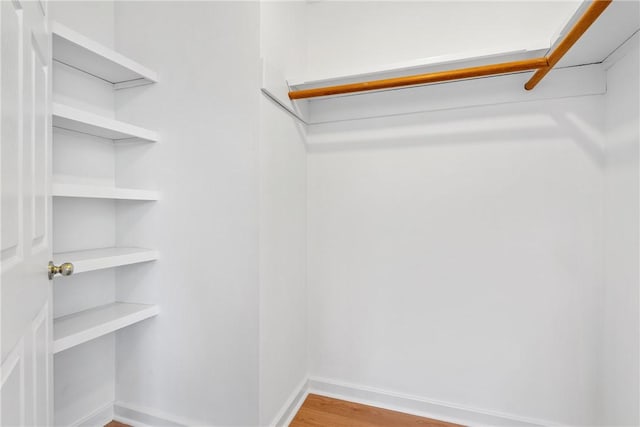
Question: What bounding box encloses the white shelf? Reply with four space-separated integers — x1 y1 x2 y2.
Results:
53 103 158 142
52 182 160 201
52 21 157 88
53 247 159 274
555 0 639 68
285 1 639 97
288 46 549 92
53 302 159 353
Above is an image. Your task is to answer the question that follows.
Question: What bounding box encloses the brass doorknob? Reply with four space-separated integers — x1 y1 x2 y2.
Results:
48 261 74 280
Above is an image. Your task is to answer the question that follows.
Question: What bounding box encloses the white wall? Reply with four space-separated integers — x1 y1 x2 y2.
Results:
304 0 581 80
113 2 261 425
603 38 640 425
307 94 605 425
258 2 308 426
48 2 118 425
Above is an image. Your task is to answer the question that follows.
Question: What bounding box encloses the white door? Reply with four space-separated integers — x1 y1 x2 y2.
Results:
1 0 52 425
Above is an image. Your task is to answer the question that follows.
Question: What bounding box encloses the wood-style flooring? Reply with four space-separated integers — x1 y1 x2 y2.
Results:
290 394 463 427
105 422 129 427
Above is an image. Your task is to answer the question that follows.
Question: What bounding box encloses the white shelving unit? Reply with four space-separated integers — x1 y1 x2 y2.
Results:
52 182 160 201
52 21 158 89
53 103 158 142
51 23 160 359
53 247 159 274
53 303 160 353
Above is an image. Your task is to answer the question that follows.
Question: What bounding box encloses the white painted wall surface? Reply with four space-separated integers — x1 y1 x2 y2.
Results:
113 2 261 425
259 2 308 426
307 95 605 425
603 38 640 426
48 2 119 425
304 1 581 80
48 1 115 49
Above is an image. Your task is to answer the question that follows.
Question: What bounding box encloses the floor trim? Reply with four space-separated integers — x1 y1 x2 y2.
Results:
271 377 310 427
113 401 206 427
71 378 564 427
72 401 114 427
307 377 562 427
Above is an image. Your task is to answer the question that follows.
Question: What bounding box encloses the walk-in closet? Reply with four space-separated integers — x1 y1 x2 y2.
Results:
1 1 638 426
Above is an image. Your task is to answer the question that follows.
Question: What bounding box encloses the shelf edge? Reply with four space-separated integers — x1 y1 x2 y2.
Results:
53 303 160 354
52 102 158 142
52 21 158 85
53 248 160 274
52 183 160 201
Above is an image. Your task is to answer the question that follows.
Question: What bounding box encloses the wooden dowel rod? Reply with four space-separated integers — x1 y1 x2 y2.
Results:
525 0 612 90
288 57 549 100
288 0 611 99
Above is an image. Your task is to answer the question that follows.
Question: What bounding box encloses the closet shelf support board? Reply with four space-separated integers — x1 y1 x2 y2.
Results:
287 0 612 100
53 302 160 353
53 247 159 274
53 103 158 142
525 0 612 89
52 182 160 201
52 21 158 88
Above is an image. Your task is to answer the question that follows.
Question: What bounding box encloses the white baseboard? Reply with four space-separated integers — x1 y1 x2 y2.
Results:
270 377 310 427
72 401 114 427
307 377 563 427
86 378 561 427
113 401 206 427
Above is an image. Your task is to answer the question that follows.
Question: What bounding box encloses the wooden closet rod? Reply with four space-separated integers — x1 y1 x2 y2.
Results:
525 0 612 90
287 0 611 100
288 58 548 100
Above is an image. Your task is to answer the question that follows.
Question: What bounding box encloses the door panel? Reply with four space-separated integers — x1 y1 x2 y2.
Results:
1 0 52 425
31 304 50 426
1 341 25 427
31 34 48 249
1 0 23 262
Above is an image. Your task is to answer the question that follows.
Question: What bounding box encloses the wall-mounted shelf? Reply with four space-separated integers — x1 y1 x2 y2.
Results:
288 47 549 95
53 247 159 274
262 0 638 126
53 302 160 353
287 1 617 100
53 103 158 142
52 21 158 89
52 182 160 201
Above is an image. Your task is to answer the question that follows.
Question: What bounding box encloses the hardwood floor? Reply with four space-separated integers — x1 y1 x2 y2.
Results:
104 422 129 427
290 394 463 427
